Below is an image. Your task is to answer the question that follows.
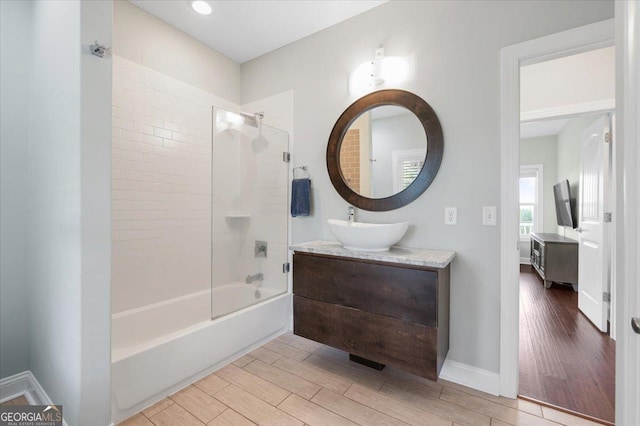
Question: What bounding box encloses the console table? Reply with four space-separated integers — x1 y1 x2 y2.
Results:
530 232 578 291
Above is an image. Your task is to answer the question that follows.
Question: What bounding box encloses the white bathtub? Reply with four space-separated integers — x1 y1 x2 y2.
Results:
111 283 291 423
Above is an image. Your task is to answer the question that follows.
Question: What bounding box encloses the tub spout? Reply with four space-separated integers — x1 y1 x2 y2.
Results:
245 273 263 284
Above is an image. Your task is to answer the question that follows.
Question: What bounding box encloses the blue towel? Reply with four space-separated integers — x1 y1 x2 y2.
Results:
291 178 311 217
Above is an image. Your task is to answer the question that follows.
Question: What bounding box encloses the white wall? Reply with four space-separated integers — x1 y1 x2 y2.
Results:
79 3 113 424
556 113 608 240
519 135 558 261
521 46 615 116
113 0 240 103
0 0 31 380
25 1 112 425
240 0 613 373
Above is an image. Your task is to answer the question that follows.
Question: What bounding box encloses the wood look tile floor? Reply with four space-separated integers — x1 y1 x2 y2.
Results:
119 331 605 426
0 396 29 406
519 265 615 424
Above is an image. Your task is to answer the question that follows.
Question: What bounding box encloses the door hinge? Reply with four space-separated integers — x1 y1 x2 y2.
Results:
283 152 290 163
604 132 611 143
283 262 290 273
603 292 611 303
604 212 612 223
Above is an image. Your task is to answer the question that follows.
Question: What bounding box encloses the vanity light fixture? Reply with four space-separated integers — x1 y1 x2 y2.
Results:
190 0 212 15
349 46 409 96
370 46 386 87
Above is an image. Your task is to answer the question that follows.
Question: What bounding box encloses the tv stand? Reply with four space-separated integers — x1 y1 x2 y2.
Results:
530 232 578 291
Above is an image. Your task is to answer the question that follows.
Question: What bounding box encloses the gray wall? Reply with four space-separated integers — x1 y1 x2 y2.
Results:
0 0 31 380
557 113 607 241
519 135 558 261
521 135 559 233
113 0 240 103
371 112 426 198
0 1 112 425
240 0 613 373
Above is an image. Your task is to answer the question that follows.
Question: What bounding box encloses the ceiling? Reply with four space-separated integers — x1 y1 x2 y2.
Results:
520 118 569 139
129 0 388 64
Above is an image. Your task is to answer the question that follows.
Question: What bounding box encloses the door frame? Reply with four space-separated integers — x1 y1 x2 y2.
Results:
615 1 640 424
499 19 615 398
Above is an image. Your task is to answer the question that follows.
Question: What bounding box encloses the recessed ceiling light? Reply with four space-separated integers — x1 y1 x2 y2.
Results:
190 0 212 16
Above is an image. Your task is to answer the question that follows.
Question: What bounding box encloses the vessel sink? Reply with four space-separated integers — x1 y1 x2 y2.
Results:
327 219 409 252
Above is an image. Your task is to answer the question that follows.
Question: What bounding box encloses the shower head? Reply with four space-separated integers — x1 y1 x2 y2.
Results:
239 111 264 128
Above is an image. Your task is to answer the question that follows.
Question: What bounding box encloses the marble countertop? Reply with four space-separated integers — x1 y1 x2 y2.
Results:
290 240 456 269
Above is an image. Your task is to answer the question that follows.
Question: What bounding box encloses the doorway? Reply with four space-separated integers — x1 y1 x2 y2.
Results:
516 47 616 423
498 17 619 425
517 111 616 423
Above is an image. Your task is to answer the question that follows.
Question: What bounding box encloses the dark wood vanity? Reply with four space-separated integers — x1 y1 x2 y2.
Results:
292 242 454 381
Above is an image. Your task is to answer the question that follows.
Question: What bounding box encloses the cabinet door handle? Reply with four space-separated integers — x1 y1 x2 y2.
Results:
632 317 640 334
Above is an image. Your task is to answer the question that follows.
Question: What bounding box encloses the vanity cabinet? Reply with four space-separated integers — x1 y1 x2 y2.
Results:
292 247 452 381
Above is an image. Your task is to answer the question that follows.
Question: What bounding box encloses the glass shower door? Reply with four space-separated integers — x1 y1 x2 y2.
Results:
211 107 289 319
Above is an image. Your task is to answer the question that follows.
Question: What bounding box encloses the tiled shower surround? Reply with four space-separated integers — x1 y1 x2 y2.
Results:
111 56 218 314
112 56 289 319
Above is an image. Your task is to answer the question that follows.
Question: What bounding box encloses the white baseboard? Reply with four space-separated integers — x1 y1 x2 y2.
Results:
0 370 68 426
439 358 500 396
520 258 531 265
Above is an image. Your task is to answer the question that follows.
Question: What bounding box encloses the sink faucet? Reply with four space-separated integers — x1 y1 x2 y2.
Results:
348 206 355 223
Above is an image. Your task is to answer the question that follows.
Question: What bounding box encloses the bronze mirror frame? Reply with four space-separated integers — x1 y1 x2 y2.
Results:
327 89 444 211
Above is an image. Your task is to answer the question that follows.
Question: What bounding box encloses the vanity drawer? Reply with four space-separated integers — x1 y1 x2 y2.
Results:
293 295 440 380
293 252 438 327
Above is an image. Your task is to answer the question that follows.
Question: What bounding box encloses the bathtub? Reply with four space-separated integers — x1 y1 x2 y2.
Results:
111 283 291 423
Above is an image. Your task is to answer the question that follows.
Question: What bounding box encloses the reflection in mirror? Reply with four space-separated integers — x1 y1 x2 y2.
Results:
327 89 443 211
339 106 427 199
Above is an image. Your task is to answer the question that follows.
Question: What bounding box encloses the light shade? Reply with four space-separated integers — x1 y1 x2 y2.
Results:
190 0 212 15
349 56 409 96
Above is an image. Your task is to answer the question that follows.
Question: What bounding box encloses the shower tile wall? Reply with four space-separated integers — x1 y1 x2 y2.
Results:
211 118 289 293
340 129 361 192
111 56 230 314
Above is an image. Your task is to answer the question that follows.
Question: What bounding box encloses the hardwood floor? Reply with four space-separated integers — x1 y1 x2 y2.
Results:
120 330 603 426
519 265 615 423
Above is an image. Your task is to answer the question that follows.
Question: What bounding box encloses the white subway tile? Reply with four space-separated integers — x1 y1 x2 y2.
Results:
154 127 172 139
144 116 164 128
134 122 155 136
121 129 144 143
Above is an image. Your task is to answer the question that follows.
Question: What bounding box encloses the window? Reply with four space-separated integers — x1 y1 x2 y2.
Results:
520 165 543 240
392 149 426 192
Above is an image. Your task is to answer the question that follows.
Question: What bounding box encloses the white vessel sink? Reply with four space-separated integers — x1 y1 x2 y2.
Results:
327 219 409 252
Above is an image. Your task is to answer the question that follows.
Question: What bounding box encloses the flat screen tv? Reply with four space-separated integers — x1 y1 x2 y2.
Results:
553 179 576 228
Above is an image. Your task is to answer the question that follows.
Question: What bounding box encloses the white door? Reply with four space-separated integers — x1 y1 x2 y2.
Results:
577 115 609 332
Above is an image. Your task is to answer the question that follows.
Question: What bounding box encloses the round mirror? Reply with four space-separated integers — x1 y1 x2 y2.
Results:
327 90 443 211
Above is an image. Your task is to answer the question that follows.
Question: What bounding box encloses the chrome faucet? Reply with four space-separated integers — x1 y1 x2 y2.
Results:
347 206 355 223
245 273 264 284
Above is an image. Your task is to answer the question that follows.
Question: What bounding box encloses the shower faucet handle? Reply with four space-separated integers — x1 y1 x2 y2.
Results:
255 240 268 257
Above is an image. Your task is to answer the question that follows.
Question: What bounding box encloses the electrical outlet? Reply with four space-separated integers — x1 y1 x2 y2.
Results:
444 207 457 225
483 206 497 226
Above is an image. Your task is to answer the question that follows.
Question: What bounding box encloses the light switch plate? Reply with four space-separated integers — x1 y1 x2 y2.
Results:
445 207 457 225
483 206 497 226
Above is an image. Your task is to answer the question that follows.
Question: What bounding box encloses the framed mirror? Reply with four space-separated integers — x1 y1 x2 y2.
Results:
327 89 443 211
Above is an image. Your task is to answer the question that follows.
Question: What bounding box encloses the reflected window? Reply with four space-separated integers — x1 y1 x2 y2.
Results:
393 149 426 192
